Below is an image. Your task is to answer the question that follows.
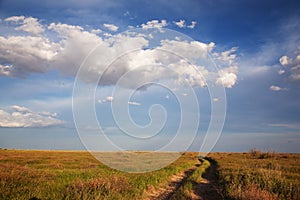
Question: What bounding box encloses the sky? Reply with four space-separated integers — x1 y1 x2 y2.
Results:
0 0 300 153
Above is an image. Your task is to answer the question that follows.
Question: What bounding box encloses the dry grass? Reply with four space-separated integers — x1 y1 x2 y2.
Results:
1 149 299 199
209 151 300 200
0 150 199 200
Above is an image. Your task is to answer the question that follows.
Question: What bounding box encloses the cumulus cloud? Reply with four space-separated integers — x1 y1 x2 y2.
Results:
279 55 292 66
270 85 281 91
279 51 300 81
0 34 60 77
172 61 208 87
174 20 185 28
103 23 119 32
5 16 44 35
159 39 215 60
141 19 167 30
103 32 112 37
172 20 196 29
0 16 239 89
213 47 239 88
0 64 12 76
4 16 25 22
0 105 65 128
269 85 286 91
91 29 102 34
216 66 238 88
215 47 237 65
187 21 197 29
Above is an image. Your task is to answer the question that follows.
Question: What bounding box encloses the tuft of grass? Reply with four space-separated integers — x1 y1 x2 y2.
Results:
249 148 277 159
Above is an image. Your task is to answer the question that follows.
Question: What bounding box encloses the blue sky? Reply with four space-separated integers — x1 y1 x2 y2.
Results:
0 0 300 153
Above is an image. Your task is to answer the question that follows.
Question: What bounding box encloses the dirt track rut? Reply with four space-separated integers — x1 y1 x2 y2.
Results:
144 159 222 200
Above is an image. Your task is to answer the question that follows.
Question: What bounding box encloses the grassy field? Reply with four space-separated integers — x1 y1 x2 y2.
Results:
1 149 299 200
0 149 199 200
210 150 300 200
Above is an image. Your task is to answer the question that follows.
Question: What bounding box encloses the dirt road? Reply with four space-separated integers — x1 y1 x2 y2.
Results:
145 158 222 200
191 159 222 200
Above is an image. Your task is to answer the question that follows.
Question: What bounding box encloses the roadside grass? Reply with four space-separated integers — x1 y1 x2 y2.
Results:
0 150 198 200
210 151 300 200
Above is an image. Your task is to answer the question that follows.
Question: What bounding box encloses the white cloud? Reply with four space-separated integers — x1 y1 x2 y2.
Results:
98 97 141 106
106 96 114 102
270 85 283 91
216 73 237 88
91 29 102 34
213 98 219 102
268 123 300 130
216 66 238 88
279 55 292 66
10 105 31 113
128 101 141 106
173 20 196 29
279 51 300 81
174 20 185 28
48 22 107 78
98 96 114 103
213 47 239 88
103 32 112 37
0 34 60 77
0 64 12 76
278 69 285 75
159 39 215 60
141 19 167 30
187 21 197 29
0 105 65 128
215 47 237 65
4 16 25 22
5 16 44 35
103 23 119 32
0 16 239 89
172 61 208 87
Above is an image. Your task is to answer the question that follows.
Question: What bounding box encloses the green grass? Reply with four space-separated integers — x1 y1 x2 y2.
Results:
210 151 300 200
0 150 199 200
